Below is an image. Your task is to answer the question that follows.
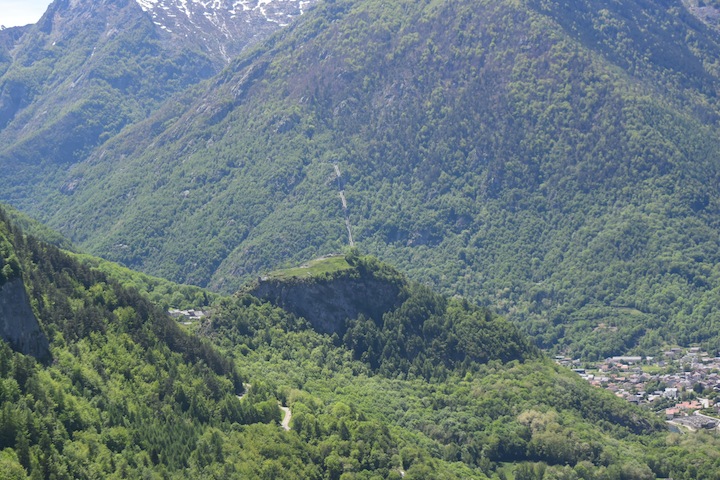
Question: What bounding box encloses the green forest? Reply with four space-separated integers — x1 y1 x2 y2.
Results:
4 0 720 360
2 206 720 478
5 0 720 477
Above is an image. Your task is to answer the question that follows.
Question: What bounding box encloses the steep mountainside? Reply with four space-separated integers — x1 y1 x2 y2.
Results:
0 223 50 361
0 26 30 76
0 278 50 361
0 0 316 210
0 205 278 478
6 0 720 358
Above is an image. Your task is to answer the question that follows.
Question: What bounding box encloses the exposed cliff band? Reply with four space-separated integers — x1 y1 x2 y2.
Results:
246 254 405 334
0 277 51 361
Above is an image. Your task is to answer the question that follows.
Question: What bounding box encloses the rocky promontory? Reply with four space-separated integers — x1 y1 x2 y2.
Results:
246 254 407 334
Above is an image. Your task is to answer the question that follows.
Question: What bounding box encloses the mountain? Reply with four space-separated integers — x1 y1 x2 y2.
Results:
0 0 316 210
133 0 315 62
0 205 259 478
206 253 720 479
4 203 720 478
7 0 720 358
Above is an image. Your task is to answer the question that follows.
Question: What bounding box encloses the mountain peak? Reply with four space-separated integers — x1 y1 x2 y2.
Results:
30 0 317 64
133 0 317 61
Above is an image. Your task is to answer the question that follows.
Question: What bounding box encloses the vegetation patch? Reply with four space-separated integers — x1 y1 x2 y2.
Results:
265 254 352 281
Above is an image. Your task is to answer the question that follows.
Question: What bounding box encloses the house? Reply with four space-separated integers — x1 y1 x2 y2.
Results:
698 398 712 409
612 356 642 364
676 400 702 412
664 388 678 399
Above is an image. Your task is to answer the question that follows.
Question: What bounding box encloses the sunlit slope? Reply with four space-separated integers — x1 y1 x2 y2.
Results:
11 0 720 357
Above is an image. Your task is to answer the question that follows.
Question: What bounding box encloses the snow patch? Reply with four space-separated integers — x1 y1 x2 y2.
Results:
136 0 159 12
233 0 251 13
134 0 314 43
178 0 192 17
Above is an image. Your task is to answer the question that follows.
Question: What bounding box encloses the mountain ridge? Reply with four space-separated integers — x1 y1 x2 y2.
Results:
133 0 318 62
0 0 316 212
5 0 720 359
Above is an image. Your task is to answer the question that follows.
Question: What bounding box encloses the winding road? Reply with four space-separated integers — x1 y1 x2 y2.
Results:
237 384 292 431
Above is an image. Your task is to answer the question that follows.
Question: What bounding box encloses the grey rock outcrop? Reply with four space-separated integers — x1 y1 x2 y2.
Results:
249 274 405 335
0 278 51 361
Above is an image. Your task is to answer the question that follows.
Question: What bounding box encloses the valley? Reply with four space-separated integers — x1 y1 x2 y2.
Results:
3 0 720 478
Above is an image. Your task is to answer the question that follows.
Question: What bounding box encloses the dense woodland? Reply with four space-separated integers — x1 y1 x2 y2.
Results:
0 207 275 478
202 252 720 479
5 0 720 477
3 0 720 359
3 207 720 478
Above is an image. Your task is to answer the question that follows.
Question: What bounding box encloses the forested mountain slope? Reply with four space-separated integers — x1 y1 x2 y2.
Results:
243 252 537 374
0 206 280 478
204 252 720 479
6 0 720 358
0 0 316 210
4 205 720 478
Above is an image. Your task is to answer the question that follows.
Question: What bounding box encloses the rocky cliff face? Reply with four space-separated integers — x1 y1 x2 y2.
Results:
0 277 50 361
249 272 405 334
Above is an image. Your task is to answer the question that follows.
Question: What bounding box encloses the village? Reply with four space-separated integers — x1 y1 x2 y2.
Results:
557 347 720 432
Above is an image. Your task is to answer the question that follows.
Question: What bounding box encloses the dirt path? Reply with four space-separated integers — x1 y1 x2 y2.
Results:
236 383 252 401
279 405 292 431
334 163 354 247
237 384 291 431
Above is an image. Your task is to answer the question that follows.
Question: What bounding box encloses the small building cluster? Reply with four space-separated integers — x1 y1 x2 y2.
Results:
168 309 208 324
557 347 720 432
